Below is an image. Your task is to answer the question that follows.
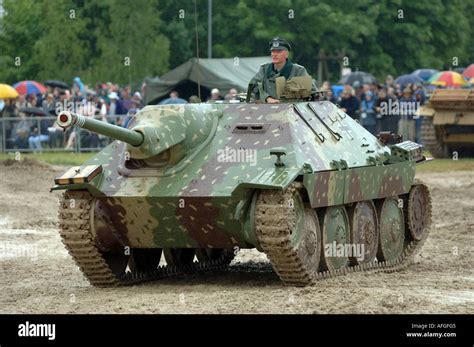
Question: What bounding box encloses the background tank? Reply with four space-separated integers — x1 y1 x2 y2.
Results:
419 89 474 158
52 94 432 287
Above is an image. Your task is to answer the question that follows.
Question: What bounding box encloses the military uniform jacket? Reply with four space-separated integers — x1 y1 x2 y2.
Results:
249 59 317 101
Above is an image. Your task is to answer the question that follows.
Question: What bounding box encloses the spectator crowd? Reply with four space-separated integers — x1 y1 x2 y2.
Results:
0 79 145 151
0 74 429 152
320 75 427 142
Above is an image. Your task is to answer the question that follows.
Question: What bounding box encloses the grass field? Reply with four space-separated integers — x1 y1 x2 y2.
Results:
415 157 474 172
1 151 473 172
0 152 95 166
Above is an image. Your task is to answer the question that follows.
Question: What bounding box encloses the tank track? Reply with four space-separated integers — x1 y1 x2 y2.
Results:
58 191 234 287
254 185 315 285
255 180 432 286
420 117 448 158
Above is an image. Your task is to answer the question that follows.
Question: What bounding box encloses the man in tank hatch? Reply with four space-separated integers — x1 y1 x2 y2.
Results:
249 37 317 103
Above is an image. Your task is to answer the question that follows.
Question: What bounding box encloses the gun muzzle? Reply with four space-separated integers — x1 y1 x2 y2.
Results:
56 111 144 147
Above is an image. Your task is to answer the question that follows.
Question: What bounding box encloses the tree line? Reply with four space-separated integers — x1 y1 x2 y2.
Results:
1 0 473 87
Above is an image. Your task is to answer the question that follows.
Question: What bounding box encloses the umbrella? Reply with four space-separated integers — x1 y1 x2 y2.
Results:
411 69 438 81
0 84 19 99
338 71 378 85
428 71 468 87
462 64 474 79
44 80 68 89
331 85 344 98
394 74 423 88
453 67 465 74
13 80 47 95
159 97 188 105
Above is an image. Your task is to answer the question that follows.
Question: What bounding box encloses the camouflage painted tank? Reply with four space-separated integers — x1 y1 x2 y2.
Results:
52 82 432 287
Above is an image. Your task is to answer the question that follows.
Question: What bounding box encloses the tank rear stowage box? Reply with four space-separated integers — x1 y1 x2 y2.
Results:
419 89 474 158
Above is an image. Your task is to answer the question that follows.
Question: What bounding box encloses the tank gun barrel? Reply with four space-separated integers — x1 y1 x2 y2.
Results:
57 111 143 147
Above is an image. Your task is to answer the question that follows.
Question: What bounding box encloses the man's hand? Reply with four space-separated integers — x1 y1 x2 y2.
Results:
266 97 280 104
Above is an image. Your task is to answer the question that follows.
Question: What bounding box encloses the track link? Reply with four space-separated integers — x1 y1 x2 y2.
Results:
254 186 316 286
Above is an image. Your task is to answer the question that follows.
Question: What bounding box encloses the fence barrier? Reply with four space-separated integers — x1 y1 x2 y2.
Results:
0 115 127 153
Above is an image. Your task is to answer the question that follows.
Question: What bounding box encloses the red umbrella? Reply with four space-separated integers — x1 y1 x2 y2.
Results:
13 80 47 95
462 64 474 79
428 71 468 88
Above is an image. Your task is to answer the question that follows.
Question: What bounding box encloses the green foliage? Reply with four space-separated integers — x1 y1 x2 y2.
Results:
159 0 474 82
34 1 90 82
0 0 170 86
85 0 170 85
0 0 473 86
0 0 43 83
373 0 471 77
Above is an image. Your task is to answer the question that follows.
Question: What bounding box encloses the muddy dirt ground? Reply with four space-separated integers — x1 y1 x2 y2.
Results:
0 159 472 314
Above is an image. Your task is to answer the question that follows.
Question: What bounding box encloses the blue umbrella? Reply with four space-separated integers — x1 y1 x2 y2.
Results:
159 97 188 105
394 74 423 88
331 85 344 98
338 71 378 85
411 69 438 82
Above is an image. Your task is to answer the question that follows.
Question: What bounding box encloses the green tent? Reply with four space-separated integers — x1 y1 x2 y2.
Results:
144 57 270 104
